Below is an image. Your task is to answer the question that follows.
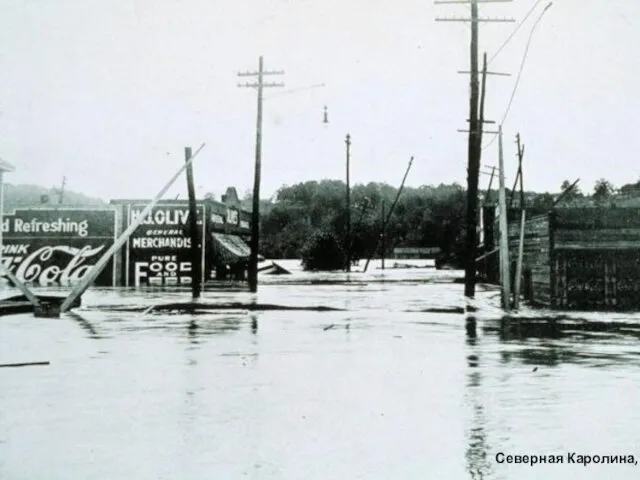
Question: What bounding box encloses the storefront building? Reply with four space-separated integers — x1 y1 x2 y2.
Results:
0 190 252 287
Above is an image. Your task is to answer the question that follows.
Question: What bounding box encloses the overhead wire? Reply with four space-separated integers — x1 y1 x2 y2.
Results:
482 2 553 152
488 0 545 65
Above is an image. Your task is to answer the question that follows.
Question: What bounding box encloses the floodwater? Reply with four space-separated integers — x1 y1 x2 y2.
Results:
2 259 640 479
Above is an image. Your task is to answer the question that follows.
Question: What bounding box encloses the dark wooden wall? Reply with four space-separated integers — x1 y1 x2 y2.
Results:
506 212 551 306
551 208 640 310
482 206 640 310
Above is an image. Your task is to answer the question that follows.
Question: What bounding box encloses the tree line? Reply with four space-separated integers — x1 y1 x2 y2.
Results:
259 180 464 263
256 177 638 264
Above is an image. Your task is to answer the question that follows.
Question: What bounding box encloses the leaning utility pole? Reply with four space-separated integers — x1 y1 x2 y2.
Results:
60 143 207 313
517 133 525 208
345 134 352 272
508 133 525 209
238 57 284 293
497 126 511 310
363 156 414 273
435 0 513 299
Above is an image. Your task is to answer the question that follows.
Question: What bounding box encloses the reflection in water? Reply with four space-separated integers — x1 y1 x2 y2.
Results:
493 319 640 369
500 343 560 368
498 317 561 340
465 330 492 480
66 311 102 339
188 319 199 345
251 315 258 335
466 315 477 339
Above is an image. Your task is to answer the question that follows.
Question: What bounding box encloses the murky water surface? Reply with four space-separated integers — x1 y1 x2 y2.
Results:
2 260 640 479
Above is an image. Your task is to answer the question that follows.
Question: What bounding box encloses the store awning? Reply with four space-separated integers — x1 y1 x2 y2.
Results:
212 233 251 264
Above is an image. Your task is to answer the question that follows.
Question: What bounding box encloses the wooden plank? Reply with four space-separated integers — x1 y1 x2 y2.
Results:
555 230 640 243
555 241 640 250
554 207 640 229
0 361 50 368
0 301 35 316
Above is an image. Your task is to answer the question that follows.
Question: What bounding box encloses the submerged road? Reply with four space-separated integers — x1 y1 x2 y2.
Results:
1 262 640 479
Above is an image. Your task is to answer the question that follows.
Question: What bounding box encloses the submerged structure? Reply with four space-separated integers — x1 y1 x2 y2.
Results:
0 187 252 287
480 206 640 311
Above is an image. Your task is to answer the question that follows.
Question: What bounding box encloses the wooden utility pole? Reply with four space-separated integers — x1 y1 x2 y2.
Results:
497 126 511 310
58 176 66 204
517 134 525 208
508 133 525 209
465 0 480 299
552 178 581 208
381 199 386 270
184 147 201 299
60 143 207 313
363 156 414 273
238 57 284 293
345 134 352 272
513 209 526 309
435 0 513 299
512 133 525 309
483 166 496 207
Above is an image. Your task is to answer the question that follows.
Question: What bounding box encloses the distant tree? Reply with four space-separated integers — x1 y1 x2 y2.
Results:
204 192 216 201
301 230 346 271
618 178 640 196
258 180 468 260
529 192 556 214
2 183 106 212
593 178 615 200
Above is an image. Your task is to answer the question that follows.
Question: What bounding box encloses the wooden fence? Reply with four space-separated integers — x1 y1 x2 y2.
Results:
493 207 640 311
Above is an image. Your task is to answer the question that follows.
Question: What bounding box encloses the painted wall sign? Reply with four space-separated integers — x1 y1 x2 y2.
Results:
127 204 205 287
226 208 239 226
0 208 117 286
211 213 225 225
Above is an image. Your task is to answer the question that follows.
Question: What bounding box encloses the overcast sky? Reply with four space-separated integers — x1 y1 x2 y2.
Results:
0 0 637 201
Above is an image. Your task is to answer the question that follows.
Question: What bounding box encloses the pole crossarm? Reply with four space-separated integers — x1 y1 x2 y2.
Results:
435 0 512 3
238 82 285 89
238 70 285 77
458 129 500 134
458 70 511 76
436 17 515 22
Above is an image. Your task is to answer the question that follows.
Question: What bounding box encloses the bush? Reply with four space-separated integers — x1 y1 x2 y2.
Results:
301 230 347 271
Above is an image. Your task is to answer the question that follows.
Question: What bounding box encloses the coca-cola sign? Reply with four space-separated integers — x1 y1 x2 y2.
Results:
1 208 117 286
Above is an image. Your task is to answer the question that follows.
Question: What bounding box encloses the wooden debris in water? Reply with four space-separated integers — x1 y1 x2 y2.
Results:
0 361 50 368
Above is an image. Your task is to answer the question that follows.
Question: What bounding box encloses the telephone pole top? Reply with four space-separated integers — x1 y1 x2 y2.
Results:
237 56 284 293
435 0 513 300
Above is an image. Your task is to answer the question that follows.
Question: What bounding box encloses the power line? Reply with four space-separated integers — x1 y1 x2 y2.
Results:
488 0 545 64
264 83 326 100
482 2 553 152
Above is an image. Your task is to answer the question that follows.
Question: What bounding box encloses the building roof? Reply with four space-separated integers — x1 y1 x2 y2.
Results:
0 157 15 173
